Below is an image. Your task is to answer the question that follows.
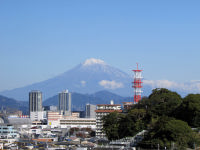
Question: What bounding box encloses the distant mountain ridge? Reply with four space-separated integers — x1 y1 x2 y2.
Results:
1 58 197 101
43 90 132 111
0 95 28 114
0 58 135 101
0 90 132 113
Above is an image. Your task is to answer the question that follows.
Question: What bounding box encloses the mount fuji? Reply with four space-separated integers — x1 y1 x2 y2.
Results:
1 58 199 102
1 58 143 101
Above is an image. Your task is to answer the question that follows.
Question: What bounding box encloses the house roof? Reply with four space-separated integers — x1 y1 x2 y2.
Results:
95 110 122 113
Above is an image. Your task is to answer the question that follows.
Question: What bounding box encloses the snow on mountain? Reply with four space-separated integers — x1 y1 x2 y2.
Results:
1 58 199 101
82 58 106 66
0 58 133 101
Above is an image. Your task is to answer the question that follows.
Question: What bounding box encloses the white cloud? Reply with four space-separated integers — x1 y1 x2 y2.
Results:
99 80 124 90
83 58 106 66
80 80 86 87
143 80 178 88
143 80 200 93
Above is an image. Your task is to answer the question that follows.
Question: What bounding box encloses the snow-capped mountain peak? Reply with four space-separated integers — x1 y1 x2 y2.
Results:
79 58 128 78
0 58 133 101
82 58 106 66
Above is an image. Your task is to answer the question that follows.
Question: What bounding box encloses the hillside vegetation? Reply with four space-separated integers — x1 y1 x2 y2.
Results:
102 88 200 149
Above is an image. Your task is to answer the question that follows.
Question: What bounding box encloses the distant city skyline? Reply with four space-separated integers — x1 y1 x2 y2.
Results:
0 1 200 92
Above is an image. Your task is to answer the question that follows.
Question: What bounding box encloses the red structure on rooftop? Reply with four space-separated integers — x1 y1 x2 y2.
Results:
132 63 143 103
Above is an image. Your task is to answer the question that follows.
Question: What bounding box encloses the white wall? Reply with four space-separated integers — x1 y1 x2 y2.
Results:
30 111 44 121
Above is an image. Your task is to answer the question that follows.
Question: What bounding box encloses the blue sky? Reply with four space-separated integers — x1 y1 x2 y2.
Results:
0 0 200 91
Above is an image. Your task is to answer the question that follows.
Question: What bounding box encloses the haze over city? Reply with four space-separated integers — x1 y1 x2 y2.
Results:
0 0 200 93
1 1 200 149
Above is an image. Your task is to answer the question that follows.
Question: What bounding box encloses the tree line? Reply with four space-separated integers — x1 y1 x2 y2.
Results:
102 88 200 149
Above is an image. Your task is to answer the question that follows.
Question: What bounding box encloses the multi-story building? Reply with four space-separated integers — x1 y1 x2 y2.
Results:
30 111 45 121
47 111 96 129
123 102 133 112
47 111 63 127
43 106 57 112
0 124 19 139
95 100 122 138
29 90 42 113
58 90 71 116
85 104 96 118
71 112 80 118
72 111 85 118
60 117 96 129
29 90 44 121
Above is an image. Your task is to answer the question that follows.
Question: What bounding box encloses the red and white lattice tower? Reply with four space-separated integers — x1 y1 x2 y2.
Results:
132 63 143 103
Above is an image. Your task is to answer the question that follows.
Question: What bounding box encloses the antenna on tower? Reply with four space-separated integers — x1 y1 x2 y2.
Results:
132 63 143 104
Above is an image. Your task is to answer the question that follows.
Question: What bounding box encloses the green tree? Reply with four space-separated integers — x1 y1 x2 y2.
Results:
118 114 135 138
101 88 200 149
128 109 146 121
102 112 121 140
175 94 200 127
148 88 182 116
102 109 148 140
118 109 148 138
139 116 195 149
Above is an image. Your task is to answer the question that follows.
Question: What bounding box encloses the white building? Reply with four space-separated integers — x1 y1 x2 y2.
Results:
29 90 43 121
0 124 19 139
71 112 80 118
29 90 42 112
30 111 45 121
60 117 96 129
85 104 96 118
47 111 96 129
47 111 63 127
95 100 122 138
59 90 71 116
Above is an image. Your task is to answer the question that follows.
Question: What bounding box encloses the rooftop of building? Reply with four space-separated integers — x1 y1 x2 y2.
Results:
97 104 121 106
95 110 122 113
59 90 69 93
29 90 42 93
